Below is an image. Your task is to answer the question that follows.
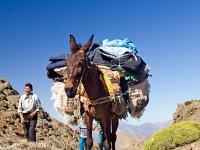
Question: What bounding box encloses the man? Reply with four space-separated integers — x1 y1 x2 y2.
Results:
17 83 42 142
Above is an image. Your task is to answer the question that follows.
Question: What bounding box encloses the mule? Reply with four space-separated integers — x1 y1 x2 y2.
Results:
65 34 118 150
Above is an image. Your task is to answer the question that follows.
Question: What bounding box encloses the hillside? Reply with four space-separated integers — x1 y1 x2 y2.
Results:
0 77 78 149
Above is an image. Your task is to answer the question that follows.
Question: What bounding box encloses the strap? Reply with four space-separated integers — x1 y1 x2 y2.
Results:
80 96 112 105
21 98 23 111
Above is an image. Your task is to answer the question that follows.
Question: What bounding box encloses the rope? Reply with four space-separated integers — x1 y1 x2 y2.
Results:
125 75 138 82
80 95 112 105
116 88 131 103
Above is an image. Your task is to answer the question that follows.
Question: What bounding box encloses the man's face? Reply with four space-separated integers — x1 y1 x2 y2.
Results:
25 86 32 96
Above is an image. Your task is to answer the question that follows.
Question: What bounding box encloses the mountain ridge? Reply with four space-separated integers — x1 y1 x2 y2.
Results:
118 120 171 139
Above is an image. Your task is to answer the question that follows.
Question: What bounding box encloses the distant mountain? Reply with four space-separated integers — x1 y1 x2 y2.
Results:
118 120 172 138
116 130 143 150
115 120 171 150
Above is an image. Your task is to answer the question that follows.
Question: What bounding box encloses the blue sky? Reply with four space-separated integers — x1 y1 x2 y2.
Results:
0 0 200 125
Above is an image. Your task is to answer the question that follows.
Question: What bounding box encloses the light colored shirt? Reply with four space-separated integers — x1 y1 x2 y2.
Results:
17 93 42 113
78 120 87 138
78 113 87 138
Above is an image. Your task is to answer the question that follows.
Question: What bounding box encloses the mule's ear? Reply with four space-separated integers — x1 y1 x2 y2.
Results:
70 34 78 52
82 34 94 52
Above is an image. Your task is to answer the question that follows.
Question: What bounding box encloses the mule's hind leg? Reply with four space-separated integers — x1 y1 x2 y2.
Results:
111 116 119 150
85 113 93 150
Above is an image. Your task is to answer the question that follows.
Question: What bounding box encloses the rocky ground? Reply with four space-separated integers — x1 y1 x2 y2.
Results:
173 139 200 150
0 77 78 149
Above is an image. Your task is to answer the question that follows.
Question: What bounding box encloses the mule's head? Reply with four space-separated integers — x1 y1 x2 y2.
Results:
65 34 94 98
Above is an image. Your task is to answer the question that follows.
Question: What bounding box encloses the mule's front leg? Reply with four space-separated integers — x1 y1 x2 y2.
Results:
85 113 93 150
111 116 119 150
102 119 111 150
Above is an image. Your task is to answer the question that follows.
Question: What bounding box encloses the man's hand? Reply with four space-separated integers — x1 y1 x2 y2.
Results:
73 130 77 139
29 111 37 118
93 125 98 131
97 127 102 132
19 113 24 123
20 117 25 123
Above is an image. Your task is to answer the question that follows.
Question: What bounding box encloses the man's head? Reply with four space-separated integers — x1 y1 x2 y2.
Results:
82 116 86 124
25 83 33 96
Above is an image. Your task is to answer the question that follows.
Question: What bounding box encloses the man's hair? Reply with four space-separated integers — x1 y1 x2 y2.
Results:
25 83 33 90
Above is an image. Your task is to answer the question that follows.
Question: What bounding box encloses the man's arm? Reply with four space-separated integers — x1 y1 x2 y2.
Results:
17 97 24 123
30 95 42 117
19 112 24 123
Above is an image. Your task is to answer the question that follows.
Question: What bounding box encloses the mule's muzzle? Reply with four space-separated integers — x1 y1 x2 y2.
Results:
65 87 76 98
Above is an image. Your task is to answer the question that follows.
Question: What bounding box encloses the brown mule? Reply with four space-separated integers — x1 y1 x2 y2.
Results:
65 35 119 150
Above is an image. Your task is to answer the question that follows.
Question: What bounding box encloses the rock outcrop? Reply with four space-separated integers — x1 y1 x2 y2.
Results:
0 77 78 149
173 100 200 124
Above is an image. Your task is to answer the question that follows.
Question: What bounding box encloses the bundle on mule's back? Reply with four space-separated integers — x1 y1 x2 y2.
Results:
129 79 150 118
51 81 80 124
97 65 150 119
50 66 150 124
